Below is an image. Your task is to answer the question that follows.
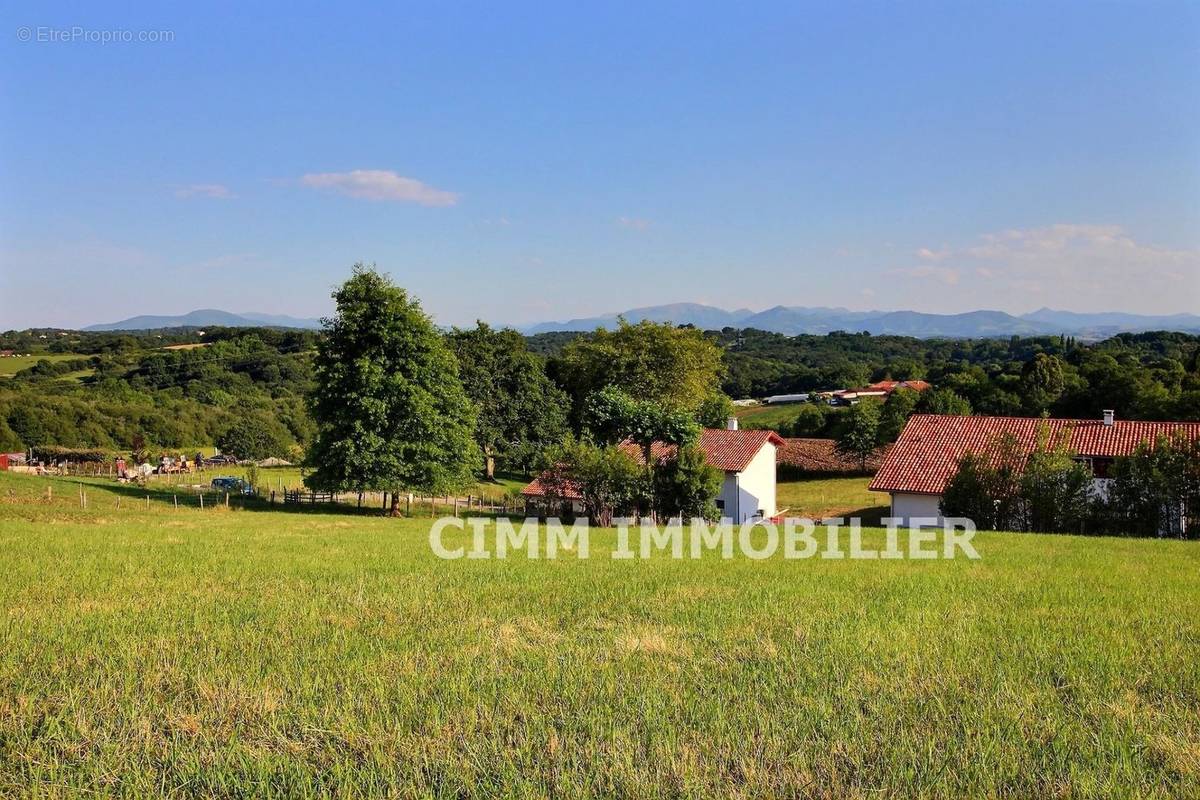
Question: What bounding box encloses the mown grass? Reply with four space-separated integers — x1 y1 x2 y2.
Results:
146 465 529 503
0 470 1197 798
776 476 889 521
733 402 808 429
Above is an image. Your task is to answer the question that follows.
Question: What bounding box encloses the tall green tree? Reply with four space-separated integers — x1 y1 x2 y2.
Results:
1021 353 1067 414
554 319 724 422
582 386 699 463
919 387 973 416
305 266 480 513
448 322 567 480
695 392 736 429
216 414 292 461
878 387 920 443
834 401 881 470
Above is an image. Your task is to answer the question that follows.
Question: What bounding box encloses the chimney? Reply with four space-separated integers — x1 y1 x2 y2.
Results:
1103 409 1114 427
726 416 739 431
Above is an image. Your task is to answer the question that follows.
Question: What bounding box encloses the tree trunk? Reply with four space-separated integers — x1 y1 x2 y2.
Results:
484 448 496 482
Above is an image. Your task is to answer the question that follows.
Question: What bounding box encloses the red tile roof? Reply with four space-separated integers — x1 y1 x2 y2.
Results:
522 428 784 498
777 438 890 473
870 414 1200 496
862 379 930 393
520 474 580 499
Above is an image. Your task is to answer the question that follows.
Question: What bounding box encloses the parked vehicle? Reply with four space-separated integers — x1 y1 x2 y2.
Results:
205 455 239 466
210 476 253 495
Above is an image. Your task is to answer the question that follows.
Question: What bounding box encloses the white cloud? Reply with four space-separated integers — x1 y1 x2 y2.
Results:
299 169 458 206
175 183 233 199
616 216 651 231
899 223 1199 312
887 264 961 285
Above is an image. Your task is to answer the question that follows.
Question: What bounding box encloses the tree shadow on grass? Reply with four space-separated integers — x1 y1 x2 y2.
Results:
811 505 890 526
62 477 524 519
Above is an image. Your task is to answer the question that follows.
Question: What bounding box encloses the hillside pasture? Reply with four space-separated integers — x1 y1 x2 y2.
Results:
733 401 808 429
0 470 1197 797
0 352 84 377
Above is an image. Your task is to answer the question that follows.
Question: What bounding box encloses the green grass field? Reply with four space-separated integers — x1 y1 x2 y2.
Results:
733 402 807 429
152 465 530 504
0 353 83 377
0 470 1197 797
776 476 888 521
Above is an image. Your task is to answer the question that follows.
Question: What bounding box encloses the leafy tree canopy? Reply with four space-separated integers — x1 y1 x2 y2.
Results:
304 265 480 509
448 322 567 479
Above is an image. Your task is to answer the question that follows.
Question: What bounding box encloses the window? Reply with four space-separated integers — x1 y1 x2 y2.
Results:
715 500 725 510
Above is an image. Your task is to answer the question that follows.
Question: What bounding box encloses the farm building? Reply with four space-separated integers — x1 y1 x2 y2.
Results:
871 412 1200 524
819 380 931 406
764 393 810 405
523 421 784 523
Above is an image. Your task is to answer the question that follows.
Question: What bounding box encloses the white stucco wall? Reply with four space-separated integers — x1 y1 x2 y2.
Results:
717 441 777 522
889 492 942 525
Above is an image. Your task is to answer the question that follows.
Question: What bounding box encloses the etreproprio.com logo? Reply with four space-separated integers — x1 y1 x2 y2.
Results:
429 517 981 560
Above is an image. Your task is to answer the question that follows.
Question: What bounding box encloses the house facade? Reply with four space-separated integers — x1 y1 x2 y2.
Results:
871 412 1200 524
522 422 783 523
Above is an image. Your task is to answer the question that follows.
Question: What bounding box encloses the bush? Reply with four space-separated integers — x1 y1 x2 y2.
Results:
653 443 723 520
538 438 644 526
1105 434 1200 538
939 433 1024 530
1019 429 1093 534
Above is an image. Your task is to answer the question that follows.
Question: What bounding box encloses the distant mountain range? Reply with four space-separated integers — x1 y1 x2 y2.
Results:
523 304 1200 339
84 309 323 331
83 304 1200 339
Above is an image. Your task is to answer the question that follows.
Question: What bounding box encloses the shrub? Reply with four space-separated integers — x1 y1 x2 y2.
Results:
939 433 1023 530
653 443 723 520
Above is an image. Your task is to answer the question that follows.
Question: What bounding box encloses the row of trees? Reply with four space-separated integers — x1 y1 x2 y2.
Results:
940 430 1200 538
710 328 1200 422
302 267 730 519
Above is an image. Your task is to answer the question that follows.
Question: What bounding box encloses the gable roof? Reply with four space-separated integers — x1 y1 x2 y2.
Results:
635 428 785 473
522 427 784 498
870 414 1200 496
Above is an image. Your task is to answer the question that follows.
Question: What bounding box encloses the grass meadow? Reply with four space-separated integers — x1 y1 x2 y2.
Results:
0 353 85 378
732 402 808 429
775 476 888 522
0 470 1197 797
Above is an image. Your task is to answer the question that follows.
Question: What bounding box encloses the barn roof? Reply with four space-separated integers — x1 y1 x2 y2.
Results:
869 414 1200 496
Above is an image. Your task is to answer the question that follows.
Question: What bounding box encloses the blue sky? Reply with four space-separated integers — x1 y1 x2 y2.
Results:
2 1 1197 329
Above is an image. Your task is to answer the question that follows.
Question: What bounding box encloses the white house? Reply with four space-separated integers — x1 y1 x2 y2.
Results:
871 412 1200 525
523 419 783 523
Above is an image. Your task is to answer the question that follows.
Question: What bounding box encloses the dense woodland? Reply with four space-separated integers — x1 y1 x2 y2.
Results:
2 322 1198 470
